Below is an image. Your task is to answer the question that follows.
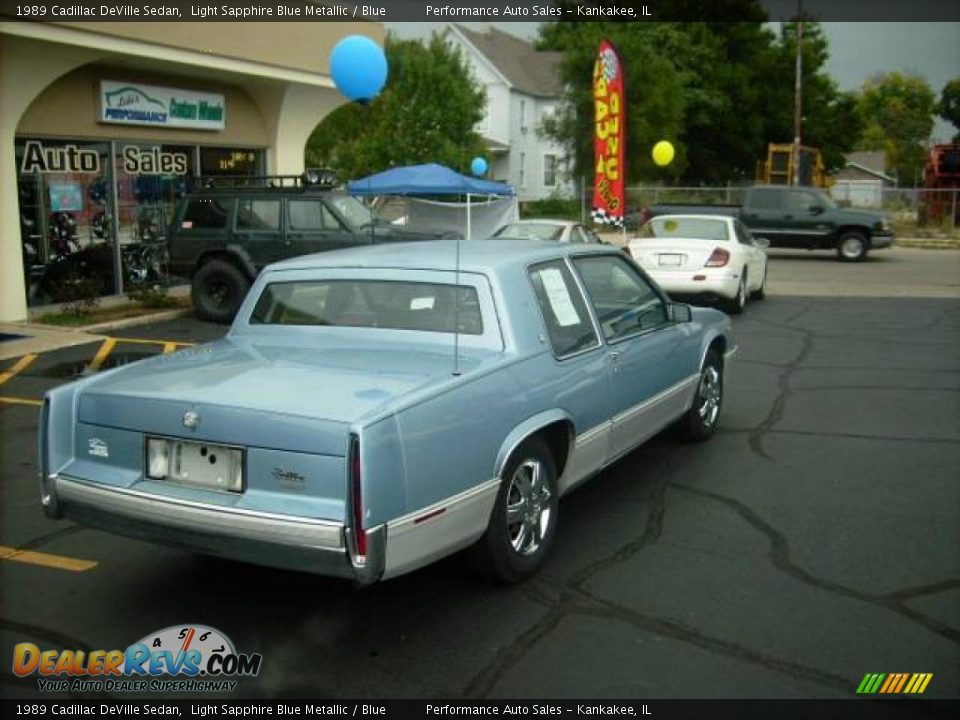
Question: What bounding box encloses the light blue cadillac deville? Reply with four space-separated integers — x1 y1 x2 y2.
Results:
39 240 734 584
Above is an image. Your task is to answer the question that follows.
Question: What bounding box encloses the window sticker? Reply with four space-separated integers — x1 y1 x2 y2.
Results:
410 297 435 310
539 267 581 327
663 219 678 233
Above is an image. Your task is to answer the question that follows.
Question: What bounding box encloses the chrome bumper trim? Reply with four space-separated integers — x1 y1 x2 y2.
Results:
51 475 376 581
56 475 344 549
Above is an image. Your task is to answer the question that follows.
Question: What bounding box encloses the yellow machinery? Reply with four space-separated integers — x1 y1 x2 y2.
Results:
756 143 831 188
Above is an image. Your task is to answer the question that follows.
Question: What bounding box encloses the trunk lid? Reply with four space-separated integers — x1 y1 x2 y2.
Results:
77 337 479 454
630 238 730 273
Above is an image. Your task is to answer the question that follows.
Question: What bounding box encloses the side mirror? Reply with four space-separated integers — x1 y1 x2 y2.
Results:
668 302 692 323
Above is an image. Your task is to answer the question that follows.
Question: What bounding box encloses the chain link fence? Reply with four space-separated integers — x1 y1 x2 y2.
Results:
570 183 959 232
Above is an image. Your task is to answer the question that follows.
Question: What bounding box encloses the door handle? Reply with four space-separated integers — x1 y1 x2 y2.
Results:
605 351 621 363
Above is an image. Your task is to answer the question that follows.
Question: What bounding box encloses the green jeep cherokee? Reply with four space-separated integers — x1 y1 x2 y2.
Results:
168 177 452 322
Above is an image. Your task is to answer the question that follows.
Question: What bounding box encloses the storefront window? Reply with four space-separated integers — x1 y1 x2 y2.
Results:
16 139 114 305
115 142 194 291
200 147 261 177
15 138 264 306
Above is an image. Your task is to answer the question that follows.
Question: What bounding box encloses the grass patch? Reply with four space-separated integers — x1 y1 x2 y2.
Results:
36 297 189 327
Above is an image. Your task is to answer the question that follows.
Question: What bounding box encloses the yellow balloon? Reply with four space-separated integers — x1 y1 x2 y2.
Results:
652 140 675 166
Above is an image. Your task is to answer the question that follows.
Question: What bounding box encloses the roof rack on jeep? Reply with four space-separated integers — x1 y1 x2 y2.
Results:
189 170 339 191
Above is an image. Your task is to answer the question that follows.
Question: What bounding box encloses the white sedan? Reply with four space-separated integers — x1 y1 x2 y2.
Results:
492 219 603 244
627 214 768 314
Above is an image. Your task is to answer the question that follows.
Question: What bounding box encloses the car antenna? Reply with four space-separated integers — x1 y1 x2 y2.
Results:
452 194 466 377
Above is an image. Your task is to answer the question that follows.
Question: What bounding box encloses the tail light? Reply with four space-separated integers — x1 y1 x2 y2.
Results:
704 247 730 267
39 398 50 504
349 434 366 558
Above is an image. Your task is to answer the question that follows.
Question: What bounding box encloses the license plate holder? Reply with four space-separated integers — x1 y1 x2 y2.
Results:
658 253 684 267
152 437 244 492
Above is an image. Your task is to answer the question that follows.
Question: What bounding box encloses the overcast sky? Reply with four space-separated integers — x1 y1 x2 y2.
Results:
388 21 960 141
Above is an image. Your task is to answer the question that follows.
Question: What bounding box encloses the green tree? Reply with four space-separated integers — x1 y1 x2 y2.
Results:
537 5 860 185
537 19 690 184
855 71 937 185
305 34 488 179
654 3 786 183
936 78 960 142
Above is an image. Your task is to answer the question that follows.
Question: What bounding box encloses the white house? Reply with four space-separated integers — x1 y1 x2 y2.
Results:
445 25 573 202
831 151 896 208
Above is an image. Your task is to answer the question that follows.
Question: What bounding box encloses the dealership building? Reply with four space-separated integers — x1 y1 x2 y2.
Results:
0 20 380 322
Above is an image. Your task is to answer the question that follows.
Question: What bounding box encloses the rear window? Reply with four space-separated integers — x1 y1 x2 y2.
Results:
642 217 729 241
250 280 484 335
181 198 231 229
494 223 564 241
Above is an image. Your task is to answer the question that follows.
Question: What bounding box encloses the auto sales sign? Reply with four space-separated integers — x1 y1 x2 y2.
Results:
100 80 225 131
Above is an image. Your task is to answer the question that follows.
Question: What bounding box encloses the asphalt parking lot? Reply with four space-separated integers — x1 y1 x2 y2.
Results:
1 247 958 701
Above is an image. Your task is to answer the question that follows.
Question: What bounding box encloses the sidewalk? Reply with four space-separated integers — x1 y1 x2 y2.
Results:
0 307 190 362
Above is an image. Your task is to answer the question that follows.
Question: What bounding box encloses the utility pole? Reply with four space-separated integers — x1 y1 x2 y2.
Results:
792 0 804 186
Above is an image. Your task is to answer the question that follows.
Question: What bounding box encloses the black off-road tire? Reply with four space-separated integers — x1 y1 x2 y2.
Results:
473 436 559 584
191 259 251 324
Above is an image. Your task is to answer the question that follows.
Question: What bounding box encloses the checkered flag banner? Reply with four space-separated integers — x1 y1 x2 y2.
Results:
592 207 624 228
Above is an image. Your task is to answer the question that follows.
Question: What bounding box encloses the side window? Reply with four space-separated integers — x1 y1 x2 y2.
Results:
750 189 781 210
181 198 231 230
573 255 668 342
785 190 817 212
528 260 600 358
288 200 323 231
320 203 346 231
236 200 280 231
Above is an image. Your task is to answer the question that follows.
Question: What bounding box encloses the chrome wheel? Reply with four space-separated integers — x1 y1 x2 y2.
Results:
838 232 868 262
506 459 553 556
696 365 722 429
841 236 863 258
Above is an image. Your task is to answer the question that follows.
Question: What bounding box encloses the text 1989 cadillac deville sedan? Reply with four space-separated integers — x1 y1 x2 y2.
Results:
39 240 735 584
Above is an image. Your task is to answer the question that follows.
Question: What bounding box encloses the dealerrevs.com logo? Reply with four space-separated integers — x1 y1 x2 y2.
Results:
13 624 262 693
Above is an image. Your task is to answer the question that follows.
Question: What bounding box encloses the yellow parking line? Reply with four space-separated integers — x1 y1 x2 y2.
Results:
85 338 117 374
112 337 196 347
0 545 97 572
0 354 38 385
0 396 42 407
163 342 178 354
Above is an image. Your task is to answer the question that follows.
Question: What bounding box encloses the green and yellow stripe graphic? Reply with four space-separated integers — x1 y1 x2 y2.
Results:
856 672 933 694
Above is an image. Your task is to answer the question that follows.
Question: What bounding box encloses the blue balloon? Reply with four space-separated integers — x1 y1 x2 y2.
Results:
470 157 488 177
330 35 388 102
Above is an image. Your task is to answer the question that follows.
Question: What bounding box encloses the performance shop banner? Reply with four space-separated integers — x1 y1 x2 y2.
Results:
592 40 626 229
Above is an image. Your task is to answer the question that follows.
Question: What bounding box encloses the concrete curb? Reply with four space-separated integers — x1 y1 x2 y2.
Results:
896 239 960 250
77 308 193 334
0 309 194 361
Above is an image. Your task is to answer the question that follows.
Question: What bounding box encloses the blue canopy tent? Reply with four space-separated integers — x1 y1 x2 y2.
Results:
347 163 515 241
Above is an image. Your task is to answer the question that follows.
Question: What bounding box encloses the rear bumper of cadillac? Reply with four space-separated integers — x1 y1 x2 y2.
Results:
44 474 385 584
